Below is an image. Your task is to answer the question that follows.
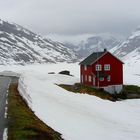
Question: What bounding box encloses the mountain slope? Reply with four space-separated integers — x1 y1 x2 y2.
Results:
110 27 140 84
111 27 140 63
0 19 78 65
65 34 121 58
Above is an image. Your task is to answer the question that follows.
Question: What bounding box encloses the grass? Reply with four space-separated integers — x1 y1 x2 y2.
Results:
59 83 140 101
123 85 140 94
59 83 116 101
8 83 63 140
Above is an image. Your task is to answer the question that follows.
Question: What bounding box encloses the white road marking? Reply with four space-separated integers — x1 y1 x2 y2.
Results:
3 128 8 140
3 78 11 139
4 79 11 119
4 107 8 119
6 100 8 105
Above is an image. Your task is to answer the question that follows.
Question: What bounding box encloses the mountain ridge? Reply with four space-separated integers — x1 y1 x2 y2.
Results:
0 19 78 65
64 33 121 58
111 27 140 65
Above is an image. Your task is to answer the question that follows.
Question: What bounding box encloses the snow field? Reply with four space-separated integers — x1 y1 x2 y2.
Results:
18 72 140 140
0 62 140 139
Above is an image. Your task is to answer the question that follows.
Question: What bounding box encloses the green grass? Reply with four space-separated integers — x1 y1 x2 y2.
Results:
8 83 63 140
123 85 140 94
59 83 140 101
59 83 116 101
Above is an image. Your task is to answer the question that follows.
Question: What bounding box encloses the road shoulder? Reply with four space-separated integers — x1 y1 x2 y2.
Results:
8 81 63 140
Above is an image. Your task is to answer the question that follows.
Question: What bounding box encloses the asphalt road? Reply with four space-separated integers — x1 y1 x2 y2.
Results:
0 76 11 140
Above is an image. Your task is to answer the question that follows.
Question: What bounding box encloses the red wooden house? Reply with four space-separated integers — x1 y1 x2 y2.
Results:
79 49 124 94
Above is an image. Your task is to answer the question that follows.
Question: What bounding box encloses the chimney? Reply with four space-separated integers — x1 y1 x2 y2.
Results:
104 48 107 52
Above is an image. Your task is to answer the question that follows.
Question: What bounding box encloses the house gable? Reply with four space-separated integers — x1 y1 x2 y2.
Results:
79 51 124 66
91 51 124 65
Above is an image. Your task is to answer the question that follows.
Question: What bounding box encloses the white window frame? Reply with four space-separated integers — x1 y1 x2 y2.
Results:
96 64 102 71
104 64 110 71
107 75 111 81
99 77 104 81
88 75 92 82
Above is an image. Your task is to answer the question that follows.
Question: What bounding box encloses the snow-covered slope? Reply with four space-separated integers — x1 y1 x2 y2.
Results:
65 33 121 58
18 72 140 140
0 19 78 65
112 27 140 61
0 60 139 139
110 27 140 80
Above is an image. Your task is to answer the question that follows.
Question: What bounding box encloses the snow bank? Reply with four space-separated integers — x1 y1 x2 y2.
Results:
18 75 32 108
18 72 140 140
0 71 20 77
124 60 140 86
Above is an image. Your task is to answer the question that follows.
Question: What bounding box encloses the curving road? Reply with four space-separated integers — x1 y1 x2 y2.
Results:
0 76 11 140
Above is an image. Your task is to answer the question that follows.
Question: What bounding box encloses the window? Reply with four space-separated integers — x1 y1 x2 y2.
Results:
104 64 110 71
88 76 92 82
96 64 102 71
107 75 111 81
84 65 87 70
99 77 104 81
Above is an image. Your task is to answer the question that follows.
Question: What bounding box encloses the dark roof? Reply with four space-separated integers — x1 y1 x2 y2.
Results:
79 51 105 65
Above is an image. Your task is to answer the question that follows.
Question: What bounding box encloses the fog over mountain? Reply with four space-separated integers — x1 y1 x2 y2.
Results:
0 0 140 37
111 26 140 64
0 19 78 65
59 33 121 58
0 0 140 65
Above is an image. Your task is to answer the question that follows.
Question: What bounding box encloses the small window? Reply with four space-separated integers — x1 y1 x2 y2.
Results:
99 77 104 81
107 75 111 81
96 64 102 71
84 65 87 70
88 76 92 82
104 64 110 71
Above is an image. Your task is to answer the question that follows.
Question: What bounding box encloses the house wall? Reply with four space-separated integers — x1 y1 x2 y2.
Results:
80 65 93 86
92 52 123 87
80 52 123 88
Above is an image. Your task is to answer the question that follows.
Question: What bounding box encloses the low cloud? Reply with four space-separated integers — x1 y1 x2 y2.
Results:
0 0 140 36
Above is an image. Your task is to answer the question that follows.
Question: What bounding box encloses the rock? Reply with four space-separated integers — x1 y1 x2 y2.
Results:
59 70 70 75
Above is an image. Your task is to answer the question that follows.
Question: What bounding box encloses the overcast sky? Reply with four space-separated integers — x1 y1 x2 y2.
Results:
0 0 140 39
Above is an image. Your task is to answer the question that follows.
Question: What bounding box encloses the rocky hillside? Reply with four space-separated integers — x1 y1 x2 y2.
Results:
65 34 121 58
111 27 140 65
0 19 78 65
